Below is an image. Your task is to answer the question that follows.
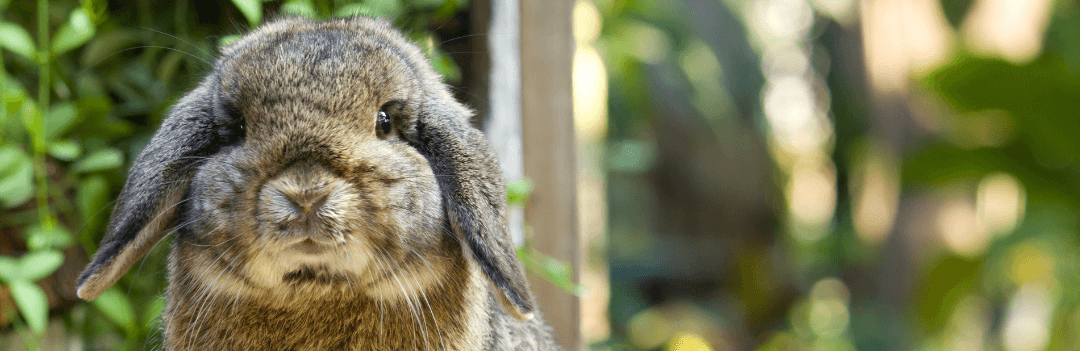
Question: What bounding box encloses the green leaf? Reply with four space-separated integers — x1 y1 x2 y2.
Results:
0 145 25 174
72 148 123 173
19 99 44 149
44 102 79 141
335 0 402 18
76 175 109 224
230 0 263 27
0 154 34 208
3 71 28 100
507 178 533 206
219 35 242 48
0 22 36 60
26 225 74 251
51 9 96 54
17 249 64 281
79 30 139 67
0 256 17 282
9 280 48 333
91 288 136 331
517 248 585 296
142 296 166 327
281 0 318 19
47 140 82 161
413 0 448 8
428 46 461 82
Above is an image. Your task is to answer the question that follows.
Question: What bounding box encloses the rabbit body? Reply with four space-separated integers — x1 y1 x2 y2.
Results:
76 16 558 350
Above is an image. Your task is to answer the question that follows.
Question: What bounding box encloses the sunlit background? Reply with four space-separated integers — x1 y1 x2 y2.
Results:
586 0 1080 350
1 0 1080 350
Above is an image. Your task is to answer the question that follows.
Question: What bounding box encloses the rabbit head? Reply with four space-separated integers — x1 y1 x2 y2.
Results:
75 16 535 324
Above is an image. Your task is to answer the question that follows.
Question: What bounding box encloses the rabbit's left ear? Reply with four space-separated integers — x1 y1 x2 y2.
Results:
410 97 536 321
76 75 240 300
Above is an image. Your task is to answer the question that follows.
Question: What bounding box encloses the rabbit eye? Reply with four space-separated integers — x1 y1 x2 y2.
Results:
376 110 393 138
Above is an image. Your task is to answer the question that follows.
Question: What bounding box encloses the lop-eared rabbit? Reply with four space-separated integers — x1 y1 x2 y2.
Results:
76 16 558 350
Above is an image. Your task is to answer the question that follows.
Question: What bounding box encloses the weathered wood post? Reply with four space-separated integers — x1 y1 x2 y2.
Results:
520 0 581 348
481 0 580 347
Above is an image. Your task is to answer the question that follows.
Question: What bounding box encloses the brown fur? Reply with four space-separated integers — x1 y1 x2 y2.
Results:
76 16 557 350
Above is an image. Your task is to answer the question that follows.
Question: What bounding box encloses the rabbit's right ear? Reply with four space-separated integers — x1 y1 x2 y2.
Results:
409 96 537 320
76 74 241 301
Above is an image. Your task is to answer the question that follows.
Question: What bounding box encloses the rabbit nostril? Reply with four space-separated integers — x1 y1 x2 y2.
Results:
283 189 330 216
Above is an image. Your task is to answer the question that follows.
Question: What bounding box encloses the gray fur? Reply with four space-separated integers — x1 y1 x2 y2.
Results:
76 16 558 350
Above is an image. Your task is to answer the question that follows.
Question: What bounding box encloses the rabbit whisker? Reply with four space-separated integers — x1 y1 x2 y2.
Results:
126 199 208 296
437 32 490 46
359 240 387 344
370 249 408 346
184 232 257 350
136 26 215 59
376 247 427 350
381 245 432 351
363 240 389 344
228 232 267 315
404 255 446 351
178 239 240 349
73 197 119 237
87 45 212 70
335 243 357 294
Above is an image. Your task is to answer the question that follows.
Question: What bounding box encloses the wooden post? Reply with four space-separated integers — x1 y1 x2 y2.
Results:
520 0 580 349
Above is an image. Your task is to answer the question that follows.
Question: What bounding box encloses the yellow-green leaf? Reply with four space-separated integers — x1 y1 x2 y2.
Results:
72 148 123 173
91 288 136 331
52 9 96 54
26 225 74 251
76 175 109 224
281 0 318 19
219 34 242 48
0 22 36 60
47 140 82 161
9 280 48 333
18 249 64 281
0 155 33 208
0 256 17 282
230 0 262 27
44 102 78 140
0 145 26 174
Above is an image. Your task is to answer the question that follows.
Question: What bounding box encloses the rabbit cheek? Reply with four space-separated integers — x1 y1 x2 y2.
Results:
359 149 450 302
172 153 261 299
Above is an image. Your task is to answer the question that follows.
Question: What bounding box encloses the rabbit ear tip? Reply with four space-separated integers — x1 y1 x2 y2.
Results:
76 285 98 301
496 287 535 321
75 270 107 301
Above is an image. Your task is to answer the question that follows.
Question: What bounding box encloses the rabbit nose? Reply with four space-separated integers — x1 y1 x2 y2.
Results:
281 187 330 216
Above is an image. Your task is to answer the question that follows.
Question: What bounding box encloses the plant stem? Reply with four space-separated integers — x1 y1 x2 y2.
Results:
0 49 6 143
35 0 55 229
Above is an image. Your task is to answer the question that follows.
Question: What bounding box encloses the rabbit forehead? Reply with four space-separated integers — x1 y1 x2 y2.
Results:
216 17 432 125
223 38 419 120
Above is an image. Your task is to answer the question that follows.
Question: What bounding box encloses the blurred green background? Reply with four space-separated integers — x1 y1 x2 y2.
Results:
2 0 1079 350
592 0 1080 350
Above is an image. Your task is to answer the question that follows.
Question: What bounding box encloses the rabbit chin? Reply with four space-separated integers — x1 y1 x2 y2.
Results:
230 237 446 303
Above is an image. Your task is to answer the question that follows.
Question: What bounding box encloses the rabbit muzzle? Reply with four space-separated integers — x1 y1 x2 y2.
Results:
257 161 354 248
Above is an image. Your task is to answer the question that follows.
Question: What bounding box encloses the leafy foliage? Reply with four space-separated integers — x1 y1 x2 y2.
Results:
0 0 470 347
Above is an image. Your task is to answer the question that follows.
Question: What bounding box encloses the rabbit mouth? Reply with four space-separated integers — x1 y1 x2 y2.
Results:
289 238 335 254
282 265 349 285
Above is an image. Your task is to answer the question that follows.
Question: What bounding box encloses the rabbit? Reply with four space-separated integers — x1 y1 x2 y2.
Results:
74 15 560 350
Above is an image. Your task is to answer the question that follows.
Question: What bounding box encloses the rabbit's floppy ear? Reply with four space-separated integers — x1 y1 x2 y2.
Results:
76 74 240 300
412 97 536 320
